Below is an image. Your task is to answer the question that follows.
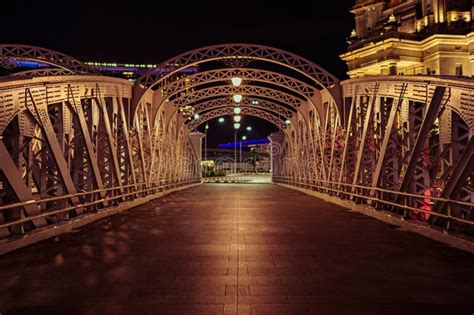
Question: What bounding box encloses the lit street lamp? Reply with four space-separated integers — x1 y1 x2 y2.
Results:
231 77 242 87
234 123 240 174
233 94 242 103
204 123 209 161
240 135 247 170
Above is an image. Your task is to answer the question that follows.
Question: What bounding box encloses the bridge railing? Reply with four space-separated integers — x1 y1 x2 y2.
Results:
0 178 201 237
273 176 474 233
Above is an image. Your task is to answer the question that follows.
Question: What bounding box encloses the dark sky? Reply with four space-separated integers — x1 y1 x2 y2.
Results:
1 0 355 148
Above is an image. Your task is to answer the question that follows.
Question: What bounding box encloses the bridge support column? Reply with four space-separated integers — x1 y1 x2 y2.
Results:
189 132 205 178
268 131 285 178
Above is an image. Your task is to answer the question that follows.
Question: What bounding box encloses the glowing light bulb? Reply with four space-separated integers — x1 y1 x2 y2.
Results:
233 94 242 103
231 77 242 87
233 107 242 114
234 123 241 129
218 117 225 123
233 115 241 122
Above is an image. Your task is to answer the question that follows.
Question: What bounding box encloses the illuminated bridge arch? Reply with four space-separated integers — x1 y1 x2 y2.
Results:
171 85 304 110
0 44 100 75
133 43 341 111
186 106 288 130
162 68 318 99
149 67 323 140
1 43 474 251
188 97 295 119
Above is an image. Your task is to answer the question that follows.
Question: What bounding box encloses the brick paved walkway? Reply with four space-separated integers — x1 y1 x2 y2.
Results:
1 184 473 314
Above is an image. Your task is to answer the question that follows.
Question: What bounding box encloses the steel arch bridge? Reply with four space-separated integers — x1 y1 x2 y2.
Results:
0 44 473 252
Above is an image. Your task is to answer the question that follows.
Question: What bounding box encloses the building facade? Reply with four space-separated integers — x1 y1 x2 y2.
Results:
341 0 474 77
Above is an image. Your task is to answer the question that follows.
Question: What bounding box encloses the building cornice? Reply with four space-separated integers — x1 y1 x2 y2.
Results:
341 32 474 61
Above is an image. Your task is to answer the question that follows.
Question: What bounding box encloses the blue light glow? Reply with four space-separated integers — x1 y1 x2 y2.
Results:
218 138 270 149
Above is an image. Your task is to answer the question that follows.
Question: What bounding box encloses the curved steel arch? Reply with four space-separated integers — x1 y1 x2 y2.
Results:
0 44 100 75
137 44 339 90
191 97 295 119
172 85 303 109
12 68 74 77
186 106 287 130
162 68 317 99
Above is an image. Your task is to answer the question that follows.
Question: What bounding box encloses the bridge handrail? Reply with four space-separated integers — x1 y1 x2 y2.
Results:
272 176 474 228
0 178 201 230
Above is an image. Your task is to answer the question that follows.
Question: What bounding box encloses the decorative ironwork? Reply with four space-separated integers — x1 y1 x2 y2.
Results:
0 44 100 75
0 44 473 252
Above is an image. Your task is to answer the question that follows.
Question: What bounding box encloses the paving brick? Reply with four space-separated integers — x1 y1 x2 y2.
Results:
1 184 473 314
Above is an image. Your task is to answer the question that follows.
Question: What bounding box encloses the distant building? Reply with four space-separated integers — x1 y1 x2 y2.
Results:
84 62 199 81
0 60 198 81
340 0 474 77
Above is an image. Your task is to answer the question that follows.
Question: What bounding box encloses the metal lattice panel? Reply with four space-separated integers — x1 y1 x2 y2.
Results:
137 44 339 90
162 68 317 99
172 85 303 109
0 44 100 75
187 106 287 130
190 97 295 119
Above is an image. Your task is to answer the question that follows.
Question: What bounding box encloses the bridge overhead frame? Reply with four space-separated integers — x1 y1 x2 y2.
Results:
0 44 473 252
273 76 474 235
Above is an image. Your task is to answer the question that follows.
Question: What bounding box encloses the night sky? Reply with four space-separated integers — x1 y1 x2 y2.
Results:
1 0 355 147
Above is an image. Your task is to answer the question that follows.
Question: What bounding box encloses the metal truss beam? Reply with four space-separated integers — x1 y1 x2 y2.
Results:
0 44 99 75
351 84 379 189
397 86 446 194
25 88 82 211
66 86 106 201
172 85 303 109
371 84 408 189
0 141 46 229
137 44 339 90
433 136 474 216
162 68 317 99
187 106 288 130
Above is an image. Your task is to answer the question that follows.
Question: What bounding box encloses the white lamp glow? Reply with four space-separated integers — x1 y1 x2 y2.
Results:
234 123 241 129
233 107 242 114
233 94 242 103
218 117 225 123
194 113 200 119
246 126 252 131
233 115 242 122
242 135 247 140
231 77 242 87
285 119 291 125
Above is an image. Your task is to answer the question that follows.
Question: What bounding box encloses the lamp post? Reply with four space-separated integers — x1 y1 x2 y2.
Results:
241 135 247 173
233 123 240 174
203 123 209 176
204 123 209 161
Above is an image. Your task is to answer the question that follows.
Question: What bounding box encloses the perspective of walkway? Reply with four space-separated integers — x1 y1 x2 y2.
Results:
1 184 473 315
